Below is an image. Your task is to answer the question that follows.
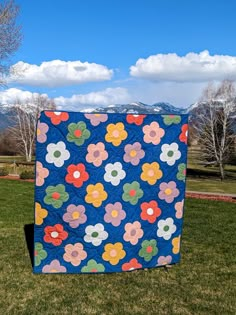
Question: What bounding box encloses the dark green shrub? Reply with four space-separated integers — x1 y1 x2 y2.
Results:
0 167 9 176
20 170 35 180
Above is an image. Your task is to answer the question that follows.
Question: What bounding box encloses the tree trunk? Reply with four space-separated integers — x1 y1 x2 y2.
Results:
219 162 225 181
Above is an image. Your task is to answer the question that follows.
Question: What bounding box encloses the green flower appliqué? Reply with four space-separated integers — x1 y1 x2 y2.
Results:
81 259 105 273
139 239 158 262
67 121 90 146
162 115 181 126
122 181 144 205
177 163 186 181
35 242 47 266
44 184 69 209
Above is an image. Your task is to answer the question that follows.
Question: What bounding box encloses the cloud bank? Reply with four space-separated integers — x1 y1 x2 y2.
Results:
10 60 113 87
0 87 132 110
55 87 132 110
130 50 236 82
0 88 49 105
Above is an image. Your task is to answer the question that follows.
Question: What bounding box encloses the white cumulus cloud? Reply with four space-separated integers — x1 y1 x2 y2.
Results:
0 88 49 105
10 60 113 87
54 87 132 110
130 50 236 82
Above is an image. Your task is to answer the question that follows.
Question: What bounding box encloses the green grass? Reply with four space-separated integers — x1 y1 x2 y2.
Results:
186 162 236 194
186 178 236 194
0 179 235 314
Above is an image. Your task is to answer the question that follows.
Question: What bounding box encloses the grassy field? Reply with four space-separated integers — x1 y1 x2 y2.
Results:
0 179 235 314
1 152 236 194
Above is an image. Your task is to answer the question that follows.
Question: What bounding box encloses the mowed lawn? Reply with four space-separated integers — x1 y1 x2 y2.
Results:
0 180 235 315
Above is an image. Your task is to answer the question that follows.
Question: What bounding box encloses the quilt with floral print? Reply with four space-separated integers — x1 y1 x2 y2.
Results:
34 111 188 273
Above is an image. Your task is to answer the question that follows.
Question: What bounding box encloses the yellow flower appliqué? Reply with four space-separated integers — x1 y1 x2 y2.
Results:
172 235 181 254
140 162 163 185
85 183 107 207
105 122 128 146
102 242 126 265
35 202 48 225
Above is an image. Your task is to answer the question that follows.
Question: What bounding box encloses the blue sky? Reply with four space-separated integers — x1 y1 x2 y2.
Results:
2 0 236 109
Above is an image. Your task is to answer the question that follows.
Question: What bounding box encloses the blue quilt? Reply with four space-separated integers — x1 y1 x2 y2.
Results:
34 111 188 273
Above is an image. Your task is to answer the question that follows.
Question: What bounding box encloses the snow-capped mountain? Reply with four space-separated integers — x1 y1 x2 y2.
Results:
89 102 186 114
0 100 235 132
0 101 188 131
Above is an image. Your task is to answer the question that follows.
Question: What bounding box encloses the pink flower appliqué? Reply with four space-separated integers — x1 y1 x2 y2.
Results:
175 200 184 219
123 221 144 245
84 113 108 126
104 202 126 227
143 121 165 145
36 161 49 186
158 181 179 203
86 142 108 167
37 122 49 143
123 142 145 166
63 204 87 228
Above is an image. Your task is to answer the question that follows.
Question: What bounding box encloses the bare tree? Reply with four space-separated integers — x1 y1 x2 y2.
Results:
0 0 22 86
194 80 236 180
9 95 56 161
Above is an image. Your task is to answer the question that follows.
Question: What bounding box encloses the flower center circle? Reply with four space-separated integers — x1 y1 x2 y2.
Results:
37 128 41 136
51 231 59 238
147 169 154 177
167 150 174 157
92 231 99 238
165 188 172 195
54 112 61 116
150 130 156 137
52 192 60 200
147 207 154 215
185 130 188 137
133 114 139 117
34 250 38 256
111 170 118 177
112 130 120 138
164 225 170 232
53 150 61 158
146 245 153 253
129 189 136 197
71 250 78 257
183 169 186 175
130 229 136 236
111 210 118 217
74 129 82 137
92 190 99 198
72 211 80 219
50 269 58 273
130 150 137 157
93 150 100 158
73 171 81 179
91 268 98 272
94 114 100 117
110 249 117 257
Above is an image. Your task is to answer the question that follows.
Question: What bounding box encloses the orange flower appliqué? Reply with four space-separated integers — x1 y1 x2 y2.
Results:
44 224 68 246
126 114 146 125
179 124 188 144
122 258 142 271
140 200 162 223
45 111 69 125
65 163 89 188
